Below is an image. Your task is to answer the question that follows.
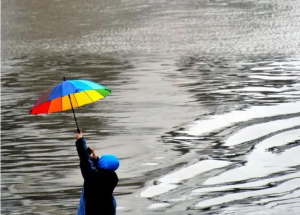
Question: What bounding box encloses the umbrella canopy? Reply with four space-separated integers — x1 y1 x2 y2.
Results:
30 77 111 133
30 79 111 115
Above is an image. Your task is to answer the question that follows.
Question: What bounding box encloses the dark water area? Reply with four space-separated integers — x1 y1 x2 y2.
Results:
2 0 300 214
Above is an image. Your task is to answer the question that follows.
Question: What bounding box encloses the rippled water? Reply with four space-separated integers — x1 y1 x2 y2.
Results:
2 0 300 214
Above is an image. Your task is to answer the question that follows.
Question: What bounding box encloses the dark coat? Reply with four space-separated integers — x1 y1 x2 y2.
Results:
76 138 118 215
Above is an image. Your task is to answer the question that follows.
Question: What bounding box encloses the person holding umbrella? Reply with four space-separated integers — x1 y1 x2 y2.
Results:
30 77 118 214
76 130 119 215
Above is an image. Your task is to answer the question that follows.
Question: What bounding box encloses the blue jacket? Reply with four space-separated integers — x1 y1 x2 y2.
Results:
75 138 119 215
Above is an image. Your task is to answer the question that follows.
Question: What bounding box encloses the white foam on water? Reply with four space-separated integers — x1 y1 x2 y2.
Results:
211 89 235 93
169 196 193 202
255 129 300 151
282 91 300 95
250 67 276 71
185 101 300 136
224 117 300 146
141 163 159 166
254 189 300 205
249 75 299 80
196 178 300 209
205 2 228 6
173 136 200 140
265 94 300 98
153 157 165 160
192 172 300 194
204 134 300 185
140 160 231 198
239 87 286 92
158 160 231 184
140 184 178 198
268 61 300 66
212 86 285 94
148 203 170 209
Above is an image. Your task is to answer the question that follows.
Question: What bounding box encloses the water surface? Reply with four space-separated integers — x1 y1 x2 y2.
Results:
2 0 300 214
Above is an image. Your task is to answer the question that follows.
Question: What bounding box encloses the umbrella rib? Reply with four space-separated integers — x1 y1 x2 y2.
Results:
61 83 64 112
83 90 95 103
46 99 52 114
73 93 80 109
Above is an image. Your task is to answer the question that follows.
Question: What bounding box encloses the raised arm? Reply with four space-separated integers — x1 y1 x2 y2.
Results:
75 138 91 161
75 131 98 180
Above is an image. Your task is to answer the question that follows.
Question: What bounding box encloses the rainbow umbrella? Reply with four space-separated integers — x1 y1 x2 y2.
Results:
30 77 111 133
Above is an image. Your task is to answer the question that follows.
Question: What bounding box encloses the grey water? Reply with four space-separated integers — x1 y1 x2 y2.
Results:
2 0 300 214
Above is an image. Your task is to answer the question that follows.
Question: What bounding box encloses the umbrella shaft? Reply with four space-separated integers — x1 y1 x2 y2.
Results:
64 76 80 133
68 94 80 133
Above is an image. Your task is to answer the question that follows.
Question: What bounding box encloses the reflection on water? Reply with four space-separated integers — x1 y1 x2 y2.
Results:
153 59 300 215
2 0 300 214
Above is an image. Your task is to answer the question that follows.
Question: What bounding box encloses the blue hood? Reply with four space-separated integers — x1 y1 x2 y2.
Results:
98 154 119 171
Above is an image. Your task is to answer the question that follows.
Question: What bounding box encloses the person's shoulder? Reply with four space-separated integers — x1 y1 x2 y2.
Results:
97 168 116 174
97 168 118 178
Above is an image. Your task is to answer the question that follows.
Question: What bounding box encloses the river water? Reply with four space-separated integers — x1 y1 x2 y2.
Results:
2 0 300 214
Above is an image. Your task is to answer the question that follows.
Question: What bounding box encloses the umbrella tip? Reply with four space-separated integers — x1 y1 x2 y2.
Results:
63 76 66 81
